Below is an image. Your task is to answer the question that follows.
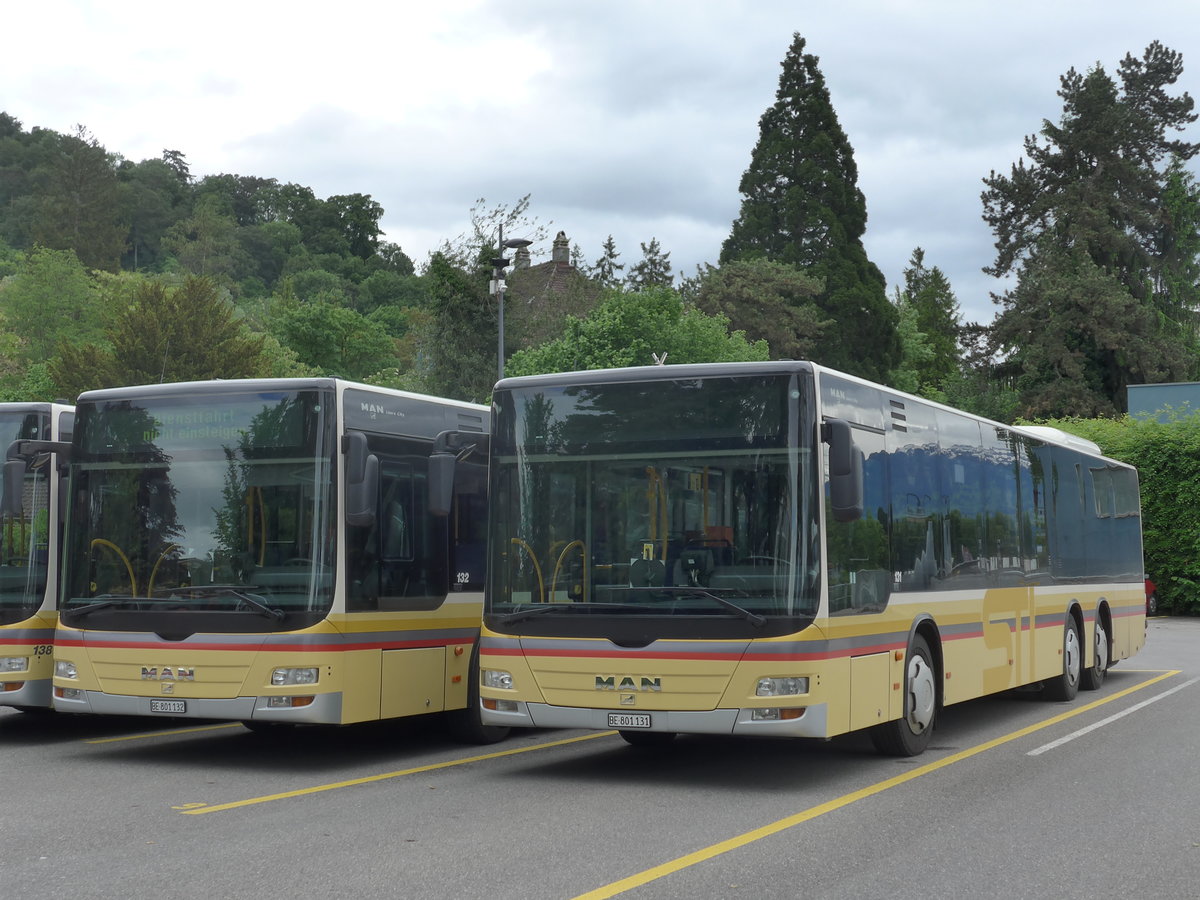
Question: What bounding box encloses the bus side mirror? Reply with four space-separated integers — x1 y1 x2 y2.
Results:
824 418 863 523
2 458 25 516
343 431 378 528
428 429 488 518
428 452 455 518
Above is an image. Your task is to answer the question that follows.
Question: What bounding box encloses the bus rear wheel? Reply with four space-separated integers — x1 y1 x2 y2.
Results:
870 635 936 757
1080 614 1109 691
1042 615 1082 701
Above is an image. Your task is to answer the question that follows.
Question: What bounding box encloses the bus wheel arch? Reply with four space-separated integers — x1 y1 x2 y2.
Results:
1080 602 1111 691
870 626 940 757
445 637 511 745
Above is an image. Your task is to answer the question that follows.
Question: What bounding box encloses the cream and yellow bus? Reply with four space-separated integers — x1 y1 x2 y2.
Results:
475 362 1145 755
0 402 74 711
50 378 506 741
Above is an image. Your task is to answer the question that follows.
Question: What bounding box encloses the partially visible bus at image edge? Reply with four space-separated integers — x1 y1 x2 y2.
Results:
0 402 74 712
473 361 1146 755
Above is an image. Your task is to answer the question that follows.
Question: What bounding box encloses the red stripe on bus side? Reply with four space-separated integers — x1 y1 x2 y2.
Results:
53 637 472 653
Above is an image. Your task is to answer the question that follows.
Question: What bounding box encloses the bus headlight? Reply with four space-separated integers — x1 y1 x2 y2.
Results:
55 660 78 679
0 656 28 673
756 676 809 696
482 669 513 690
272 667 318 686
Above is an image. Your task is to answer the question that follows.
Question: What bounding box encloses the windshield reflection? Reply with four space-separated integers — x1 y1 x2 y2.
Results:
62 391 333 623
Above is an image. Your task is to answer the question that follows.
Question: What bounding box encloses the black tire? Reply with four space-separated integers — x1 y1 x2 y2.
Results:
1147 592 1158 616
1042 615 1082 701
445 641 510 745
870 634 937 757
1080 613 1109 691
618 729 676 748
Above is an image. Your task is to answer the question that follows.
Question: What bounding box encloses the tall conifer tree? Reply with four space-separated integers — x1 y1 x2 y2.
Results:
894 248 961 394
983 42 1199 416
720 33 898 381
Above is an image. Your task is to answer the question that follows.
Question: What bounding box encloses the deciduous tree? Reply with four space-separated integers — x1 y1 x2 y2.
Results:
505 285 768 376
31 126 127 271
690 258 828 361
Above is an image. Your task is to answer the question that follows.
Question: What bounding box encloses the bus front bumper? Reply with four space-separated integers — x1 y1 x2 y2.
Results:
482 699 829 738
52 689 343 724
0 677 52 709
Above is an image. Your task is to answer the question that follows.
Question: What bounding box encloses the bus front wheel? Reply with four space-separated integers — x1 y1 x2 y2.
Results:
1042 616 1082 701
445 643 510 745
870 634 937 757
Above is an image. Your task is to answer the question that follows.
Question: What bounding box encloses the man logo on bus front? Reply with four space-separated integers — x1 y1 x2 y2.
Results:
595 675 662 692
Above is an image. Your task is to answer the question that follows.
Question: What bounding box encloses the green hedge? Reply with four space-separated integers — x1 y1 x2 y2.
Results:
1036 415 1200 615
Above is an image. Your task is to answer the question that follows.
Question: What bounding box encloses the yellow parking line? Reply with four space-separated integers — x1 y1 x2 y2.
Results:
180 731 616 814
574 671 1181 899
86 722 244 743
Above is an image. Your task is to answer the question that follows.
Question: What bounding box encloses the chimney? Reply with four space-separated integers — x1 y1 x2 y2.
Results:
551 231 569 264
513 246 531 269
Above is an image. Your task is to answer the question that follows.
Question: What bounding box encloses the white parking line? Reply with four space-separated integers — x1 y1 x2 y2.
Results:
1027 675 1200 756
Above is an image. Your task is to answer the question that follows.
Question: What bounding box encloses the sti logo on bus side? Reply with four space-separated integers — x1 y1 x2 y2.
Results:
141 667 195 681
595 676 662 692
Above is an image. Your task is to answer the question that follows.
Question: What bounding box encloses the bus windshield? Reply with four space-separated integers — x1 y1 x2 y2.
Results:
0 409 52 625
487 373 820 638
60 389 335 630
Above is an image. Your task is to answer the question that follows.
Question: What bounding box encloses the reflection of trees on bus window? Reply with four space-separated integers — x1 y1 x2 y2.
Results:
346 433 464 612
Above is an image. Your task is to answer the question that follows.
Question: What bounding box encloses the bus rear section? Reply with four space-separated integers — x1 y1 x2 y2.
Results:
0 403 73 711
478 363 1145 754
50 378 504 739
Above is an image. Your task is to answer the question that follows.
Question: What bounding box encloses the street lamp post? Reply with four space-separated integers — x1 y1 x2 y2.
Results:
491 226 533 381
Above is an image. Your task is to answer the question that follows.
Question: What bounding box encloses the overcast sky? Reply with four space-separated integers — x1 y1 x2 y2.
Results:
5 1 1198 324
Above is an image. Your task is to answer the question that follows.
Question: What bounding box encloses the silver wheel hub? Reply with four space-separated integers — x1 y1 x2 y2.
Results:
1094 621 1108 672
1064 625 1081 687
906 655 936 734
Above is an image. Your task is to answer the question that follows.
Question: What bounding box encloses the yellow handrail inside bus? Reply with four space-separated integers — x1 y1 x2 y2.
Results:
550 539 588 603
90 538 137 597
645 467 668 562
147 542 181 597
510 537 545 603
245 487 267 567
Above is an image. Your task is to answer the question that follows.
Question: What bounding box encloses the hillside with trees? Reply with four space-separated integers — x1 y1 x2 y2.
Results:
0 37 1197 423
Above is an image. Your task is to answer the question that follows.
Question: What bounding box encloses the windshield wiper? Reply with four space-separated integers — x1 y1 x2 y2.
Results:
172 585 285 621
623 586 767 627
65 596 134 619
495 601 649 627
